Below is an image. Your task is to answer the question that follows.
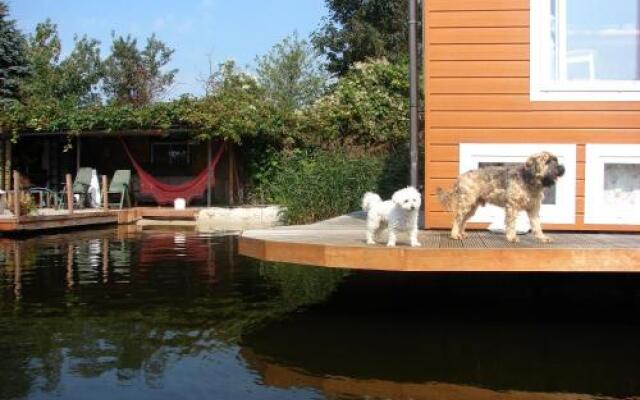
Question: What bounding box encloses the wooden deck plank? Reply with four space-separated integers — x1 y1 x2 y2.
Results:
239 213 640 272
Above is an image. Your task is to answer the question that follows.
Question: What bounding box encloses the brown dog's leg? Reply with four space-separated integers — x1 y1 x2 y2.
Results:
505 206 519 242
450 213 463 239
450 207 467 240
459 203 479 238
527 206 552 243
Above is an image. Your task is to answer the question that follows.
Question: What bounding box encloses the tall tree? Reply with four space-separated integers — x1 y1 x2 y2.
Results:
312 0 420 75
103 33 177 106
0 1 29 104
255 33 327 113
23 20 102 105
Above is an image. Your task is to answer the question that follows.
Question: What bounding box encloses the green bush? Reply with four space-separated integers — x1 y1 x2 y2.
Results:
247 147 409 225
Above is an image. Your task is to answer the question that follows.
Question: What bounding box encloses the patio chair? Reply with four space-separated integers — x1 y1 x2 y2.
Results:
107 169 131 209
60 167 93 208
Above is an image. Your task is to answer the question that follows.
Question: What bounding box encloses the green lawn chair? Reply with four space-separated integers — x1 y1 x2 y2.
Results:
60 167 93 208
108 169 131 209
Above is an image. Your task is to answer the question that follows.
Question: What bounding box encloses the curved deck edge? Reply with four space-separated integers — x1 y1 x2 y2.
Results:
238 235 640 272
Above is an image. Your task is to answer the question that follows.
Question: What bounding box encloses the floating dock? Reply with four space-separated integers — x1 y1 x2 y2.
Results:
239 212 640 272
0 207 200 232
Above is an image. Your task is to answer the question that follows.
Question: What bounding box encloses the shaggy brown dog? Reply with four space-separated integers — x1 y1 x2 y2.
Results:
437 152 565 243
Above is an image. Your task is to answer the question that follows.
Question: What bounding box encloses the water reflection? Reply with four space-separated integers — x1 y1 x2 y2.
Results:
242 272 640 400
0 228 347 400
1 230 640 400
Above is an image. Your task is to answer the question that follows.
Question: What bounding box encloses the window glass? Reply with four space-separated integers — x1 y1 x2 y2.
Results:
603 163 640 209
550 0 640 81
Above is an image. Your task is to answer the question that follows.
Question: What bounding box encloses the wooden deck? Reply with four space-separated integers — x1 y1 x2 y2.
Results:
239 212 640 272
0 207 201 232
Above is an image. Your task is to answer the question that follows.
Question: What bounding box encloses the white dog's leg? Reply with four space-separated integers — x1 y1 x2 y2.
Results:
366 230 376 245
366 219 379 245
386 230 397 247
409 227 421 247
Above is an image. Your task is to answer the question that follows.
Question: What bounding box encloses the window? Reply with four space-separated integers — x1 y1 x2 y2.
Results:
531 0 640 101
459 144 577 224
585 144 640 224
151 142 193 166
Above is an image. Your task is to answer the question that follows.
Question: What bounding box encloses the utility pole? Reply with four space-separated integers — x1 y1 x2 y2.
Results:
408 0 419 188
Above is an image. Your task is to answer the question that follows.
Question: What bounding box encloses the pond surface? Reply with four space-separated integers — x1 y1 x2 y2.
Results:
1 228 640 400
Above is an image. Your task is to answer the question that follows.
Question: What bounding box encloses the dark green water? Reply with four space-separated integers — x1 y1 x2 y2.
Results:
1 228 640 400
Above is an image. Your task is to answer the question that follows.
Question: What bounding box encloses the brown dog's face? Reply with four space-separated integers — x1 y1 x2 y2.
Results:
525 152 565 187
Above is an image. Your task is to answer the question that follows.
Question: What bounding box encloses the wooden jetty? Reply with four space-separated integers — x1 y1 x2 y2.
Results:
0 207 200 233
239 212 640 272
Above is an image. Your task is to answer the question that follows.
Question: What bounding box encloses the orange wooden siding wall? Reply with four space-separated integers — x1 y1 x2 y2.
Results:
423 0 640 231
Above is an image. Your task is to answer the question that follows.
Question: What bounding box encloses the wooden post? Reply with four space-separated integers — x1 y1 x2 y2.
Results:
234 152 243 203
12 170 20 222
5 141 11 191
76 135 81 171
66 173 73 214
0 140 4 191
102 175 108 210
207 139 212 207
228 144 234 206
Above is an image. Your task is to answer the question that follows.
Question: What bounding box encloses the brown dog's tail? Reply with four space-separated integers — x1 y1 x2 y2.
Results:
436 187 455 212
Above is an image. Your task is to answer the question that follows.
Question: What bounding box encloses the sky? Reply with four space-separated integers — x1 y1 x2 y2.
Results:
8 0 329 98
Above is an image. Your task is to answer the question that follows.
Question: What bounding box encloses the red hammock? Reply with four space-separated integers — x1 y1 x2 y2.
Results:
120 138 226 205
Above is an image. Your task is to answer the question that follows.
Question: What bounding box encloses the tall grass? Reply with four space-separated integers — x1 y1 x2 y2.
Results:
249 148 409 225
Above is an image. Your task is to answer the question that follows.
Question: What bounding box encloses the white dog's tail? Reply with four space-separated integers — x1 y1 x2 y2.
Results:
362 192 382 212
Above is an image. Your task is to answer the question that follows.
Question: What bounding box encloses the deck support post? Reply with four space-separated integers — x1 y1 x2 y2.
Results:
76 135 81 171
66 173 74 214
228 144 234 206
0 140 4 190
102 175 108 210
12 170 20 223
207 139 212 207
5 141 11 191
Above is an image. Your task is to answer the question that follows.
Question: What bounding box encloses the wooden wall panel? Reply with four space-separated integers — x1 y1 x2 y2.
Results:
430 95 640 111
423 2 640 231
429 44 529 61
429 28 529 44
429 61 529 77
427 129 640 144
429 11 529 28
429 0 529 11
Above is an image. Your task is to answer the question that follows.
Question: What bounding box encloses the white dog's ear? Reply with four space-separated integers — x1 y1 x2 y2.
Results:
391 190 403 205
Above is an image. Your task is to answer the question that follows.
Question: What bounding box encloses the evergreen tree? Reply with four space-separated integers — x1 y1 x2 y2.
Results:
103 33 177 106
0 1 29 104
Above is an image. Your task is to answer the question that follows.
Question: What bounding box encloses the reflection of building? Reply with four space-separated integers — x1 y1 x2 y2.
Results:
241 349 632 400
564 50 595 80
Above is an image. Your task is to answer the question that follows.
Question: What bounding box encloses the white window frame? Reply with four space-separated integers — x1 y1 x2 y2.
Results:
584 144 640 225
459 144 577 224
530 0 640 101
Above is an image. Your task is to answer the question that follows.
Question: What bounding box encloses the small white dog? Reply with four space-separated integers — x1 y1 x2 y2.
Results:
362 186 422 247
